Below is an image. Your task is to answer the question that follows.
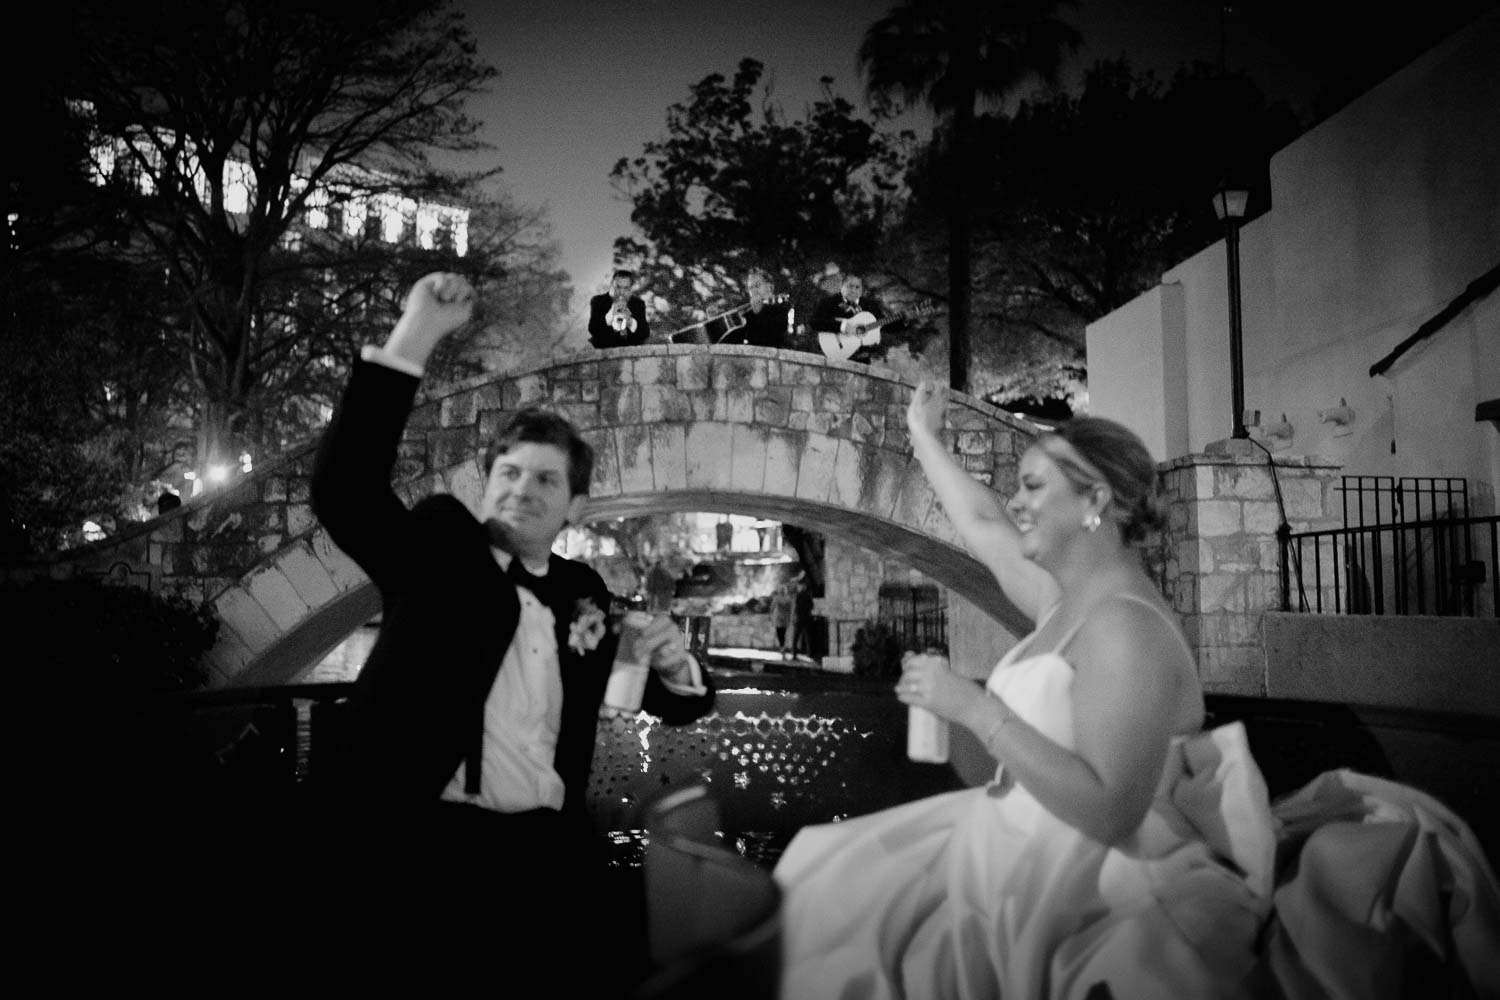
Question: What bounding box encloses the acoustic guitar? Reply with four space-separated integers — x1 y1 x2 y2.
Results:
817 301 937 362
667 294 791 345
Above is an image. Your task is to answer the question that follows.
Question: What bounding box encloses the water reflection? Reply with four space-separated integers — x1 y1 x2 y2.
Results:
588 668 966 868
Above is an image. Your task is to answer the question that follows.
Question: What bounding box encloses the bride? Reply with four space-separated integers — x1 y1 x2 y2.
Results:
773 380 1499 999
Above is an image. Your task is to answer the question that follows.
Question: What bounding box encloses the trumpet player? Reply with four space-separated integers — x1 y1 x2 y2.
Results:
588 268 650 348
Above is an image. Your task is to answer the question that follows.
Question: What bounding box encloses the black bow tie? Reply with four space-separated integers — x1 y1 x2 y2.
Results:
506 557 558 609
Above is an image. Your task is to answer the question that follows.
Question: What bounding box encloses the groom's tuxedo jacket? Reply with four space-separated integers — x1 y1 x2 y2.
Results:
312 360 714 826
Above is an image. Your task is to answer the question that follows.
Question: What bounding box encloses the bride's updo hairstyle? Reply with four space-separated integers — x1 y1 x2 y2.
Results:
1038 417 1164 543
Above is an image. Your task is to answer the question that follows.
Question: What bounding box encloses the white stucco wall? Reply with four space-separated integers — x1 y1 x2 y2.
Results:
1087 10 1500 509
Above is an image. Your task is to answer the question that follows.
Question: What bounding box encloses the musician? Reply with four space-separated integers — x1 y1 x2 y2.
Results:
810 272 887 364
716 268 792 348
588 269 650 348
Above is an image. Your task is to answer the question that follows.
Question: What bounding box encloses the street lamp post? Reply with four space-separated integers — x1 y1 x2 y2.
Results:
1213 185 1250 439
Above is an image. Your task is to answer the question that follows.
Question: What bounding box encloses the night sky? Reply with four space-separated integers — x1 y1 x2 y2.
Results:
449 0 1492 312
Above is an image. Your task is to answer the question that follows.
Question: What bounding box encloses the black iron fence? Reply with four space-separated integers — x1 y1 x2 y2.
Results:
1281 513 1498 617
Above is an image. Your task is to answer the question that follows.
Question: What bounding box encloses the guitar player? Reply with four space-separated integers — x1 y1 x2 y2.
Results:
810 272 889 364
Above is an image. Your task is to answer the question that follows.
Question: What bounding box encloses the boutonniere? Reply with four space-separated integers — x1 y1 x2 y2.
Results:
568 599 608 656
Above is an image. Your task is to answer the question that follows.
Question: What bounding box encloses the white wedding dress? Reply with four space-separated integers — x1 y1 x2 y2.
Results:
774 597 1500 999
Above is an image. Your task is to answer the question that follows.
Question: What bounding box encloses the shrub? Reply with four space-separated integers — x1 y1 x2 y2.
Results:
6 576 218 696
851 620 906 680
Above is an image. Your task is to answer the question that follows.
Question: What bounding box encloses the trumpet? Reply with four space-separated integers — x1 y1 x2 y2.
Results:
607 293 633 332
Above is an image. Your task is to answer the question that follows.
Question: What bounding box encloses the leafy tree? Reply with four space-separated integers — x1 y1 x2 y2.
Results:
859 0 1081 394
887 58 1301 409
2 0 571 555
59 0 500 476
610 58 911 348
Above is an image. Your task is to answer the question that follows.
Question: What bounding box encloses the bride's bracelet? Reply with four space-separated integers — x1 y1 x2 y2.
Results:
981 697 1015 756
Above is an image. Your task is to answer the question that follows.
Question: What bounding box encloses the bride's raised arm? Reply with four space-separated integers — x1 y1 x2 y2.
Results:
906 379 1058 622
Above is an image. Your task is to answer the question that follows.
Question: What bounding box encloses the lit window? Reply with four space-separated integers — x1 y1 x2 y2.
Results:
343 192 365 237
376 193 407 243
305 185 329 230
416 204 440 249
224 158 252 214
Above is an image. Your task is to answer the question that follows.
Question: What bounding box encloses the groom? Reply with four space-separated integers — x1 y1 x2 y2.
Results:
310 272 714 965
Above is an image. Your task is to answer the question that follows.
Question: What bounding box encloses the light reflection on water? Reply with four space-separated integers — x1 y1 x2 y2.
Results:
587 672 964 869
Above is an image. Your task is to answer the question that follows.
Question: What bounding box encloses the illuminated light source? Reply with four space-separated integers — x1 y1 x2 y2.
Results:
240 451 253 474
207 464 230 483
83 520 106 542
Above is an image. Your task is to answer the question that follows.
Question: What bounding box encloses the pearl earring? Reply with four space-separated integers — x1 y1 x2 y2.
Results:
1083 512 1101 533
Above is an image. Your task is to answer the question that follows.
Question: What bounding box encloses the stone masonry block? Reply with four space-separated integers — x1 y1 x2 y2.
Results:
641 385 694 423
1216 464 1274 500
828 440 863 510
753 389 791 426
649 423 688 492
580 428 621 497
440 390 480 428
923 495 959 545
685 422 735 490
616 424 653 494
762 430 803 496
689 391 720 422
310 528 369 592
956 431 990 456
783 361 824 386
729 424 769 492
245 564 312 631
1280 477 1326 521
712 356 767 391
947 409 991 431
1194 501 1242 537
1198 573 1245 613
1242 500 1282 535
858 448 908 520
630 355 669 385
1179 465 1211 501
511 373 550 408
274 541 340 609
601 384 642 424
715 389 756 423
1208 537 1262 573
285 502 316 539
804 411 851 438
794 433 839 503
676 354 711 390
814 386 851 414
215 584 283 654
890 469 937 530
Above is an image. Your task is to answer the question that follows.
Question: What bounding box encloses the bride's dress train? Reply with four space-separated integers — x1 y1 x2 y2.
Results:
774 622 1499 999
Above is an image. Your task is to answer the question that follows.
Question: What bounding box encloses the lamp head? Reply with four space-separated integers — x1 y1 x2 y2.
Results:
1212 187 1250 221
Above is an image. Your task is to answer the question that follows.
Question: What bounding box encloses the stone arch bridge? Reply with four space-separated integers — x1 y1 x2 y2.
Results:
15 345 1040 686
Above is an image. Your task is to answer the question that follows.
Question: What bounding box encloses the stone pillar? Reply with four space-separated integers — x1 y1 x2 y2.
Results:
1154 446 1342 694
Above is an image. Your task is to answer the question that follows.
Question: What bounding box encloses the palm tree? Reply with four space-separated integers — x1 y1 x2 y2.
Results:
860 0 1080 393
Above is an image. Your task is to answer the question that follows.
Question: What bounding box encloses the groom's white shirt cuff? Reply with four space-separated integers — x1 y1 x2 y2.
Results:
362 344 425 378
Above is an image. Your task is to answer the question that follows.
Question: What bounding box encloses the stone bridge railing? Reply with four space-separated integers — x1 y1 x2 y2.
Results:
7 345 1037 686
